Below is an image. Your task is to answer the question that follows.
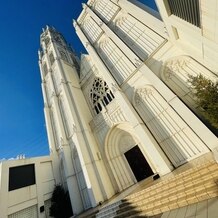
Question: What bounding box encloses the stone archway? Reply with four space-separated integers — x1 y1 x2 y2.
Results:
104 123 153 191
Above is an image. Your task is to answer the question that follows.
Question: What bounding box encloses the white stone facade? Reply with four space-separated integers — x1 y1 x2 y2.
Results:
37 0 218 215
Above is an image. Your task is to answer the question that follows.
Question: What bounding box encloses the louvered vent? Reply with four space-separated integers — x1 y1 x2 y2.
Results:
168 0 201 27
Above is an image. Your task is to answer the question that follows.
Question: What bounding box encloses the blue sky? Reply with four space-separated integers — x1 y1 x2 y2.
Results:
0 0 157 160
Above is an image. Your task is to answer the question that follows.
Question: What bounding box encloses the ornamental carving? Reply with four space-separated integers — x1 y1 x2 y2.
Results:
135 88 153 105
109 107 126 123
164 58 190 81
115 16 127 27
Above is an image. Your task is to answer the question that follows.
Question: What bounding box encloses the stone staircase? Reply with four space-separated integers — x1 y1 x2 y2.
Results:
94 153 218 218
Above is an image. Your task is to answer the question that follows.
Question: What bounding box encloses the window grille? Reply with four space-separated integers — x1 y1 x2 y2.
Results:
168 0 201 27
9 205 38 218
90 78 114 114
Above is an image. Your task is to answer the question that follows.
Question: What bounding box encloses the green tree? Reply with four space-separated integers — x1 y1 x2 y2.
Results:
49 185 73 218
188 74 218 128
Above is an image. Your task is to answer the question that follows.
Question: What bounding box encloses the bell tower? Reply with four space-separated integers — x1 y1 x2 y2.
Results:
38 26 85 214
38 26 112 215
38 25 81 162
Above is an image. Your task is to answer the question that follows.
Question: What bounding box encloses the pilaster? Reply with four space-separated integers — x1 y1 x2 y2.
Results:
117 0 167 38
84 4 141 65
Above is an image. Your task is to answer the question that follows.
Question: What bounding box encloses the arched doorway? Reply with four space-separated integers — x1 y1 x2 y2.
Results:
124 145 153 182
105 123 154 191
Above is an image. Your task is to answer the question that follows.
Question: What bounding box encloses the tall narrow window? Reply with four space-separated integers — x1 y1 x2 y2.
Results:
50 110 59 149
81 17 103 44
44 37 50 46
49 52 55 66
168 0 201 27
99 38 136 84
43 63 48 77
114 15 164 60
59 50 68 62
59 98 72 137
90 78 114 114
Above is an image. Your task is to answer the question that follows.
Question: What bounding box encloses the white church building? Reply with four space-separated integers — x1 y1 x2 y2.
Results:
1 0 218 217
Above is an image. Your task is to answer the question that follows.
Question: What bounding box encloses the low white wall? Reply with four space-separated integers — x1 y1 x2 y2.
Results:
0 156 56 218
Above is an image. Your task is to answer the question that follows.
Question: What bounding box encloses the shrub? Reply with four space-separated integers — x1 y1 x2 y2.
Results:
188 74 218 128
50 185 73 218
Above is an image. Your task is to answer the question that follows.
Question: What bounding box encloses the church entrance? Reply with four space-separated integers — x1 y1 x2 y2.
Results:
125 145 153 182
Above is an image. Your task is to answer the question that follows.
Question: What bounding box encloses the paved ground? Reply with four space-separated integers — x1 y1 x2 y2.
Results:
160 197 218 218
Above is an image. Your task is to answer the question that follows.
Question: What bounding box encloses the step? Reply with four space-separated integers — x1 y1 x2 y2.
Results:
115 182 218 217
120 177 218 211
125 162 218 202
123 179 216 208
93 157 218 218
114 190 217 218
96 201 123 218
114 209 142 218
113 166 218 217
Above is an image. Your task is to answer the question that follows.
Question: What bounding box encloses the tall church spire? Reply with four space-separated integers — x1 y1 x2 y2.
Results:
38 26 89 214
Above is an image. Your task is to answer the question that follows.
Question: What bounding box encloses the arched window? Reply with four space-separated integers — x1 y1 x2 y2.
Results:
90 78 114 114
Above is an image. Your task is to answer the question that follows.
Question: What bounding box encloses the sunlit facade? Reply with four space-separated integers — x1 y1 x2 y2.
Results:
38 0 218 216
2 1 218 218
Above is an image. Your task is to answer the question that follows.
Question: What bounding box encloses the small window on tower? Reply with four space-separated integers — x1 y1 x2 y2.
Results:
43 63 48 76
59 50 68 62
44 37 50 46
49 52 55 66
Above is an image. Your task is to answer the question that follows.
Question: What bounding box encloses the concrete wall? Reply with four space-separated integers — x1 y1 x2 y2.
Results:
0 156 56 218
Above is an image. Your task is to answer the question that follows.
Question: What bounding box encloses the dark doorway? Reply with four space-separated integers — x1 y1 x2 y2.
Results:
125 145 153 182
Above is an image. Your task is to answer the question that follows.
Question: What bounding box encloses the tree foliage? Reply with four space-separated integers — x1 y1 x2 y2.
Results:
188 74 218 128
49 185 73 218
